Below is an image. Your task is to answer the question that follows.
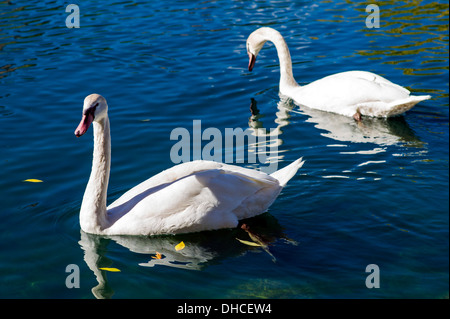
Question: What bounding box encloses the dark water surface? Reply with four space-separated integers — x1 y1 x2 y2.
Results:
0 0 448 298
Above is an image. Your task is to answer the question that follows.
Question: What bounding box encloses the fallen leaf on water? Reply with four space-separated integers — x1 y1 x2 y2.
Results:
152 252 162 259
23 179 43 183
175 241 185 251
236 238 262 247
99 267 121 272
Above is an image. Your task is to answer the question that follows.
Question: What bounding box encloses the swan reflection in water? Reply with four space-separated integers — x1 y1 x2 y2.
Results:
78 213 295 299
249 96 424 148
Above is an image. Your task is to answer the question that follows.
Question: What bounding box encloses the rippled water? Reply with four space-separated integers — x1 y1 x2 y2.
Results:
0 0 448 299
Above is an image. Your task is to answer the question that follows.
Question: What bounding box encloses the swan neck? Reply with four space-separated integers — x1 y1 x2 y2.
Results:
80 116 111 234
270 32 299 92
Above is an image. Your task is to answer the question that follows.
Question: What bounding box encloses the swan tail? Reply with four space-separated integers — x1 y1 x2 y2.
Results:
412 94 431 102
358 94 431 118
386 94 431 117
270 157 305 187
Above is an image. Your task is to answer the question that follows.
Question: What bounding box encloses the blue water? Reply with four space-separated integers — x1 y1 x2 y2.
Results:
0 0 448 299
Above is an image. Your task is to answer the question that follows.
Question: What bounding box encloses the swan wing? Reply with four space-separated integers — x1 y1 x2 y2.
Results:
105 161 281 235
107 160 223 210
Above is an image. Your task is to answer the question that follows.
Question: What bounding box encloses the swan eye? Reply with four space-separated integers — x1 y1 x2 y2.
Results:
84 102 99 117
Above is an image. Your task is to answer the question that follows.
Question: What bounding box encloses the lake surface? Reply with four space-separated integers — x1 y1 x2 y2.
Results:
0 0 448 299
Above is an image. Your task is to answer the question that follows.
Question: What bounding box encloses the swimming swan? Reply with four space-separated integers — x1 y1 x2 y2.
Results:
74 94 304 236
246 27 430 120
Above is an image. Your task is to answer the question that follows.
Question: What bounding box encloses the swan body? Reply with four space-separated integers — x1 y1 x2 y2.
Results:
75 94 304 236
246 27 430 119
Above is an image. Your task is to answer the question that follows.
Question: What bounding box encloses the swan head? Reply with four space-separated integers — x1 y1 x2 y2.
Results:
246 31 267 72
247 27 285 71
74 94 108 137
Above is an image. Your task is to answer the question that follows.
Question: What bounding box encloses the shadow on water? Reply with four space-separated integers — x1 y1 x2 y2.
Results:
78 213 295 299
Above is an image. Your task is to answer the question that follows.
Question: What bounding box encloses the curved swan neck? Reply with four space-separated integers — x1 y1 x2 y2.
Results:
80 116 111 234
261 28 299 93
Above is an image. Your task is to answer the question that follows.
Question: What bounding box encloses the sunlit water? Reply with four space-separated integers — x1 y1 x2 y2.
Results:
0 0 448 299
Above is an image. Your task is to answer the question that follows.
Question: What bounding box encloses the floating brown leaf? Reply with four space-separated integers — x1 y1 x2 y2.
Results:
152 251 162 259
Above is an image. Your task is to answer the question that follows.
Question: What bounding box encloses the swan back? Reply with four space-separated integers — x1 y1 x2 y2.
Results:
292 71 430 117
105 160 288 235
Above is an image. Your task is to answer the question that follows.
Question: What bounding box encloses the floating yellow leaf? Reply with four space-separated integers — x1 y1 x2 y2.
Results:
236 238 276 262
99 267 121 272
236 238 262 247
175 241 185 251
152 252 162 259
23 179 43 183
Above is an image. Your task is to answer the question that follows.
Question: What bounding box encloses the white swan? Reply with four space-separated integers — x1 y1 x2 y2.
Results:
246 27 431 120
74 94 304 236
